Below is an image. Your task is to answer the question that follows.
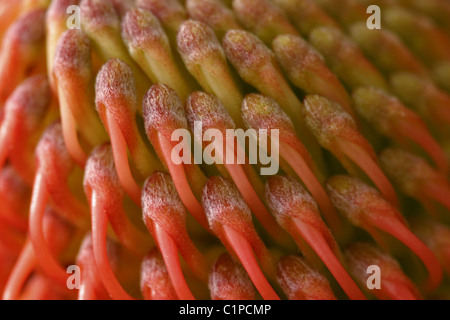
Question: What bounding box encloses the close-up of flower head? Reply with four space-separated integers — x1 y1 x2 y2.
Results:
1 0 450 308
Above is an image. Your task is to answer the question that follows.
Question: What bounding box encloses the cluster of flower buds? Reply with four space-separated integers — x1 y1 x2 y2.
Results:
0 0 450 301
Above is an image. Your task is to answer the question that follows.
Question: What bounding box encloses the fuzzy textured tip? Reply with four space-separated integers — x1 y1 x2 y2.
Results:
202 176 254 235
222 29 273 82
272 34 353 116
122 8 170 53
177 20 225 68
265 175 320 231
54 29 92 86
277 255 336 300
272 0 340 36
352 87 448 174
141 172 187 237
35 122 75 181
209 253 256 300
186 91 235 138
326 175 394 227
349 22 428 77
303 95 361 152
83 143 124 202
241 93 297 142
308 27 388 91
136 0 187 33
140 248 177 300
232 0 298 45
326 175 443 290
186 0 241 39
345 242 421 300
3 75 51 133
143 83 189 142
379 148 437 199
80 0 120 32
390 72 450 128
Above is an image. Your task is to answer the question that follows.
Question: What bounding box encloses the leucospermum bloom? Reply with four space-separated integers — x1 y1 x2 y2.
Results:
0 0 449 302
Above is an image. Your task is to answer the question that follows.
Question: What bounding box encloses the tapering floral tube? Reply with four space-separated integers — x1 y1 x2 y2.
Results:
202 176 280 300
122 8 193 102
379 148 450 217
222 29 323 167
177 20 244 128
186 0 242 39
272 34 354 117
345 242 422 300
84 143 152 300
142 172 210 300
80 0 150 104
46 0 80 92
272 0 340 36
265 175 366 300
349 22 428 77
143 84 208 229
0 75 52 185
209 253 256 300
303 95 398 206
276 255 337 300
390 72 450 136
136 0 187 43
242 94 343 233
186 91 290 245
313 0 367 27
352 87 448 175
326 175 443 291
308 27 389 91
232 0 298 45
54 29 108 167
140 248 177 300
95 58 163 205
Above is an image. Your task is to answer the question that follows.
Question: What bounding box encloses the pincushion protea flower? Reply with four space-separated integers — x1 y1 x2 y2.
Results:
0 0 450 301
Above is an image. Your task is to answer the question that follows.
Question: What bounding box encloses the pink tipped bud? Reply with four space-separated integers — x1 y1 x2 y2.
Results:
141 172 187 237
185 91 235 138
122 8 170 53
326 175 392 227
202 176 253 236
95 58 137 125
379 148 437 198
140 248 177 300
3 8 45 47
83 143 124 202
242 93 295 140
222 29 273 81
209 253 256 300
4 75 51 133
136 0 186 32
303 95 365 153
143 83 188 142
345 242 421 300
54 29 92 84
277 255 337 300
80 0 120 32
35 122 74 179
232 0 297 44
265 175 319 231
186 0 241 39
0 166 30 215
177 20 225 68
